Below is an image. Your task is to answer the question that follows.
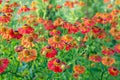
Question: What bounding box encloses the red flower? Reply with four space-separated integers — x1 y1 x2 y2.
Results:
62 22 72 29
0 0 2 4
114 44 120 53
43 20 56 30
89 54 102 62
65 44 73 51
18 5 30 14
0 58 9 74
49 29 61 36
96 30 106 39
9 30 22 39
41 46 58 58
68 26 79 34
0 15 10 23
102 48 115 56
108 66 119 76
92 26 101 34
47 58 67 73
18 24 34 35
2 5 13 13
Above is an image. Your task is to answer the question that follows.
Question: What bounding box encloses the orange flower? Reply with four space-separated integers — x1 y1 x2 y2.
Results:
10 2 20 8
48 36 65 49
78 1 85 6
61 34 73 43
64 1 74 8
21 36 35 48
53 18 64 27
102 56 115 66
115 0 120 5
18 49 37 62
73 65 85 74
0 27 12 40
104 0 110 3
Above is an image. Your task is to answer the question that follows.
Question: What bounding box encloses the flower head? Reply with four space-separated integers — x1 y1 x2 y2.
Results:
89 54 102 62
41 46 58 58
0 58 9 74
18 49 37 62
108 66 119 76
18 24 34 35
114 44 120 53
102 56 115 66
47 58 68 73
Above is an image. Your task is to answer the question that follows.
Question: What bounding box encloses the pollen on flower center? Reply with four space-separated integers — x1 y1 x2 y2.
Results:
53 36 60 42
28 37 34 42
24 50 31 56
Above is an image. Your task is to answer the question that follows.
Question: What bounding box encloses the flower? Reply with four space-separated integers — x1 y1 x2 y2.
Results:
78 23 91 34
92 26 101 34
9 30 22 39
104 0 110 3
18 24 34 35
15 45 24 52
108 66 119 76
18 5 30 14
64 1 74 8
95 29 106 39
115 0 120 5
21 36 35 48
0 27 12 40
83 18 95 27
18 49 37 62
73 73 79 78
0 0 2 4
73 65 85 74
102 47 115 56
41 46 58 58
2 4 13 13
89 54 102 62
10 2 20 8
48 36 65 49
49 29 61 36
43 20 56 30
102 56 115 66
47 58 68 73
0 15 10 23
0 58 9 74
61 34 73 43
114 44 120 53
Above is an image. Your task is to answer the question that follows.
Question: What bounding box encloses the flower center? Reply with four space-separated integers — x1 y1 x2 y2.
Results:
0 60 3 66
53 36 60 42
24 50 31 56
